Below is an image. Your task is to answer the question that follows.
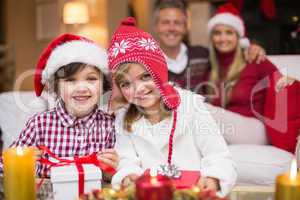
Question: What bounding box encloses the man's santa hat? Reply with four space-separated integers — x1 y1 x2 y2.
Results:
207 3 250 48
34 33 108 97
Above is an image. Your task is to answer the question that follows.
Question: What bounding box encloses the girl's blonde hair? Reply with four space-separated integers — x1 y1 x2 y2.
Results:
208 41 246 106
114 62 171 132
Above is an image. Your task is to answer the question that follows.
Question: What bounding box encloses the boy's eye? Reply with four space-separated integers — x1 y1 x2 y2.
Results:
64 78 75 82
87 76 99 81
141 73 151 81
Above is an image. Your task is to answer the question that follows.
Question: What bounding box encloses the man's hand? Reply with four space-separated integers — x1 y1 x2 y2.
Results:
97 148 119 169
244 44 266 64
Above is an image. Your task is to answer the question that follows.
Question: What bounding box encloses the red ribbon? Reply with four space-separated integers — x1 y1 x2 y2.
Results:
37 146 116 196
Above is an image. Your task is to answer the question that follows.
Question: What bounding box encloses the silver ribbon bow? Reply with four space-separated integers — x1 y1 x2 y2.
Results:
157 164 181 179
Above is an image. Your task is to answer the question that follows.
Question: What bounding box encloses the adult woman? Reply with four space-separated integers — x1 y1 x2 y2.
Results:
203 3 279 145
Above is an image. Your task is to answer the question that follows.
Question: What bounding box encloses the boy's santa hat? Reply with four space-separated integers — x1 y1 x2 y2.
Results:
207 3 250 48
107 17 180 110
34 33 108 97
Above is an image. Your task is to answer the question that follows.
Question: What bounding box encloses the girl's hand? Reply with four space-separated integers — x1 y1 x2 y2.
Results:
276 76 296 92
121 173 140 187
197 177 220 193
97 149 119 169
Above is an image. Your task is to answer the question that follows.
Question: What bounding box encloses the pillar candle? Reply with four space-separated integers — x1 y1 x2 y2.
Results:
275 158 300 200
3 146 36 200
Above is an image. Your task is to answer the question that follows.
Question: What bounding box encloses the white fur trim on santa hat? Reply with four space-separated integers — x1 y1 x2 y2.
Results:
239 37 250 49
207 13 245 37
41 40 108 84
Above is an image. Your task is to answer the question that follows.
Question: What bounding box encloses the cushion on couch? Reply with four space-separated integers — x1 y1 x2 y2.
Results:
229 144 294 186
264 71 300 153
0 91 50 149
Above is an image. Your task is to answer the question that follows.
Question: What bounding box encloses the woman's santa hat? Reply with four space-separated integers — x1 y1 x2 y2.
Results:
107 17 180 110
34 33 108 97
207 3 250 48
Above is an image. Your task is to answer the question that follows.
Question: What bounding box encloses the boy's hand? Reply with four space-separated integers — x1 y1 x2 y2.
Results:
197 177 220 193
276 76 296 92
35 148 43 160
244 44 266 64
97 148 119 169
121 173 140 187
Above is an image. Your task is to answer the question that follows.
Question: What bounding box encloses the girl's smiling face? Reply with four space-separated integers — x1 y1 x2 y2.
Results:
116 63 161 114
58 66 102 117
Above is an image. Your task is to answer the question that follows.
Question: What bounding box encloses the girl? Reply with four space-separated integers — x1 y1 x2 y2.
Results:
204 3 280 145
4 34 118 176
108 17 236 197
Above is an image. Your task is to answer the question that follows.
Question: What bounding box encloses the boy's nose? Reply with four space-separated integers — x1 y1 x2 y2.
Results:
75 82 90 92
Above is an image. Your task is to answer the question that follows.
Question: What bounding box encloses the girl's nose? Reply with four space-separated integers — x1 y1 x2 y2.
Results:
135 82 147 95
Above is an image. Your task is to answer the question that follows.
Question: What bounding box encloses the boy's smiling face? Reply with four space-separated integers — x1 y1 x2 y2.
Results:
58 66 102 118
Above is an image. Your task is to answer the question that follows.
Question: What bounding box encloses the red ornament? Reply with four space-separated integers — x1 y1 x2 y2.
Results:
135 173 174 200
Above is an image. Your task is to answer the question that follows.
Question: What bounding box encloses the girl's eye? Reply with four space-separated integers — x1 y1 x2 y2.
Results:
120 81 130 88
141 73 151 81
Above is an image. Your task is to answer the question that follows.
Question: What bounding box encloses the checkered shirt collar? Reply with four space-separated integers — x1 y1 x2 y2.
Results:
55 100 98 128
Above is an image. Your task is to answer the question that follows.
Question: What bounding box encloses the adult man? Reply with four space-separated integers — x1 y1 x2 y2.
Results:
153 0 265 93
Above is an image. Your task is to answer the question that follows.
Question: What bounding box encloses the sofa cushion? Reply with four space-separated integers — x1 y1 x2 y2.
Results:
264 71 300 153
0 91 49 149
229 144 293 186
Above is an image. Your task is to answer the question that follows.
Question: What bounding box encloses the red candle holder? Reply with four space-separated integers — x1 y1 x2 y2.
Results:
135 173 174 200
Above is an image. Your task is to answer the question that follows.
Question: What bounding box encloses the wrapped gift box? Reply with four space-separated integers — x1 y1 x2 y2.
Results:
50 164 102 200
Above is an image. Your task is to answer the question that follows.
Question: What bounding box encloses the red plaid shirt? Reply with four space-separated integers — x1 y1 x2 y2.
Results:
5 101 115 177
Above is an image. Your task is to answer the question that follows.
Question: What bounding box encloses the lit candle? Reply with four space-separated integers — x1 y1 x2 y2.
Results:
135 170 174 200
3 146 36 200
275 158 300 200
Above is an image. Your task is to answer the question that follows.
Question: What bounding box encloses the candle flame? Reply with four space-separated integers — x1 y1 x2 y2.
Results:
16 146 24 156
192 185 201 193
108 189 116 195
289 158 298 180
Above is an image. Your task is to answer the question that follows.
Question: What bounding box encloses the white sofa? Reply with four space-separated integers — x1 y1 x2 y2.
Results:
0 55 299 186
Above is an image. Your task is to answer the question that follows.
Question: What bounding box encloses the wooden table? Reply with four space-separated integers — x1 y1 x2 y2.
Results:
0 177 275 200
0 178 54 200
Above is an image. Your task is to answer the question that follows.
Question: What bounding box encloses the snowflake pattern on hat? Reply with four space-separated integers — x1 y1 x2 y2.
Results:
138 38 158 51
112 39 130 58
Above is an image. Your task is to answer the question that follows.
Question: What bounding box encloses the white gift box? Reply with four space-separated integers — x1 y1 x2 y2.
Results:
50 164 102 200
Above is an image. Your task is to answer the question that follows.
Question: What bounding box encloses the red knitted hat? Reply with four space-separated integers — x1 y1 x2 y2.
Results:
207 3 250 48
34 33 108 96
108 17 180 110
